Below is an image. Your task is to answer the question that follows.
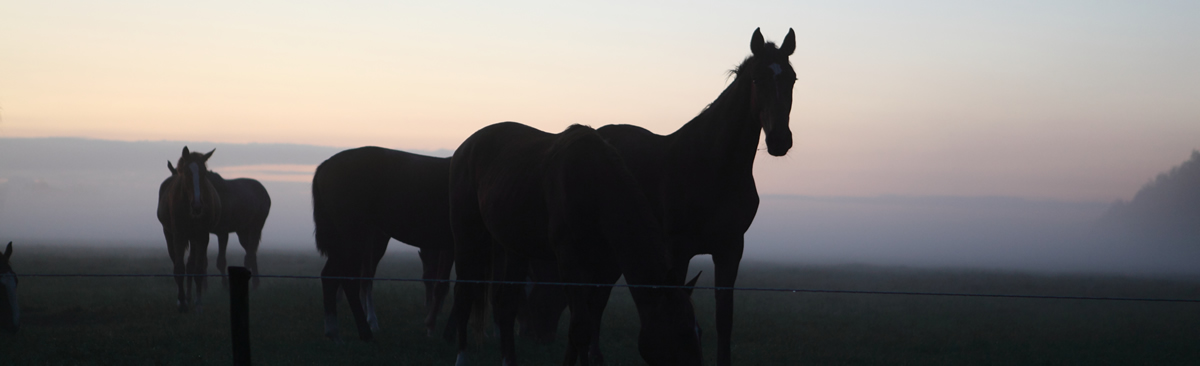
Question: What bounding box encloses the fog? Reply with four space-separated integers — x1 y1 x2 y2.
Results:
2 137 1197 277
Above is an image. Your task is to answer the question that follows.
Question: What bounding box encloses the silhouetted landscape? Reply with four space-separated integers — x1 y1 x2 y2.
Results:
1099 150 1200 245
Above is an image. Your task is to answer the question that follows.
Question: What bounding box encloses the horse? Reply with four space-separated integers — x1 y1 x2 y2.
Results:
447 122 702 366
311 147 455 340
157 147 222 313
1 242 18 333
592 28 797 365
166 165 272 288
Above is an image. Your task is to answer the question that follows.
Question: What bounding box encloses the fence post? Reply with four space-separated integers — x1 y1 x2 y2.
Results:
229 266 252 366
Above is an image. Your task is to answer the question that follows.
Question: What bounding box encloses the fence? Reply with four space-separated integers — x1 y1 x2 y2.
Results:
11 268 1200 365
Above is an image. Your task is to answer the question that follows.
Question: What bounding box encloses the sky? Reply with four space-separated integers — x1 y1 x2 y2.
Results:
1 1 1198 201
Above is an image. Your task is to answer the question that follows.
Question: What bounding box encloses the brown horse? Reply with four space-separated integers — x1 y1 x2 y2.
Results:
311 147 455 340
594 28 797 365
448 122 701 366
1 242 17 333
165 166 272 289
157 147 222 312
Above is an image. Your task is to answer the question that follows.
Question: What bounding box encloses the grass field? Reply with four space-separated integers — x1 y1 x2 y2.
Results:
2 245 1199 365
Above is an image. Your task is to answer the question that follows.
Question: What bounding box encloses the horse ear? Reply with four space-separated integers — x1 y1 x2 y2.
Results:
750 28 764 56
167 161 176 175
182 146 190 156
203 149 215 161
3 242 11 259
683 271 702 296
780 28 796 56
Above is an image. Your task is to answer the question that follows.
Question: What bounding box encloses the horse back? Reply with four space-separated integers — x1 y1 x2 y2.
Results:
313 146 452 251
209 174 271 233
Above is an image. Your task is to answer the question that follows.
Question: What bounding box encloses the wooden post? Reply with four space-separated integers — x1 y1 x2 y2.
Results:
229 266 252 366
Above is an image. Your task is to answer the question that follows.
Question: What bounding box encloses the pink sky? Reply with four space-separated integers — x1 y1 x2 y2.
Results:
2 1 1197 201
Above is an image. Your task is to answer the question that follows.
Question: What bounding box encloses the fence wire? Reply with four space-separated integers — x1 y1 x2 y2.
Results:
16 273 1200 303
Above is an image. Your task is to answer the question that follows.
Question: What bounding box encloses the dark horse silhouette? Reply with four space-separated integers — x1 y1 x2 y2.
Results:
593 28 797 365
1 242 18 333
157 147 222 312
166 162 271 289
447 122 702 366
311 147 455 340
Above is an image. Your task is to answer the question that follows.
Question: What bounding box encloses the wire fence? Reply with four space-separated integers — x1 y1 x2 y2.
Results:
18 272 1200 304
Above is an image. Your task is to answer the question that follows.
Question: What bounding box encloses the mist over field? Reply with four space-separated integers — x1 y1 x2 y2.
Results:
2 137 1197 276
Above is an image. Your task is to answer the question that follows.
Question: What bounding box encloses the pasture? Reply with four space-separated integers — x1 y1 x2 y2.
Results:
2 245 1198 365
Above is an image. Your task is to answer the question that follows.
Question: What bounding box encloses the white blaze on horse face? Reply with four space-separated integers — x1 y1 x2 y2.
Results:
189 163 202 205
1 273 17 328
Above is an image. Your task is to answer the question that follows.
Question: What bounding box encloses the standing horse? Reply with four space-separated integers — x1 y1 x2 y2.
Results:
164 166 272 289
157 147 222 312
594 28 797 365
311 147 455 340
1 242 18 333
448 122 702 366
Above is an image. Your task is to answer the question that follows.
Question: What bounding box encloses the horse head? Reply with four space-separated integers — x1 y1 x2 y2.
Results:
638 272 704 366
175 146 217 218
747 27 797 157
1 242 18 333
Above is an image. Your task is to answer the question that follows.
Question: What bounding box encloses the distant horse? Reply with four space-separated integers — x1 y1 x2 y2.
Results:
447 122 702 366
1 242 18 333
592 28 798 365
166 165 271 288
311 147 455 340
157 147 222 312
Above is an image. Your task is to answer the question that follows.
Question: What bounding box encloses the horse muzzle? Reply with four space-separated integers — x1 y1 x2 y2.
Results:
190 205 206 218
764 128 792 157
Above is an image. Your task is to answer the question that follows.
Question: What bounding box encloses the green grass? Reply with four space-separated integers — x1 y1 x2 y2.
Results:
2 245 1199 365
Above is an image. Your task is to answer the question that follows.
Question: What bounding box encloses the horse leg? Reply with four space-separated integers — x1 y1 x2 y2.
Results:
561 281 595 366
522 258 566 343
713 242 744 366
167 231 188 313
447 235 491 362
420 247 454 336
189 233 211 313
321 256 344 340
239 230 263 289
216 232 229 288
342 276 372 341
585 269 620 366
493 252 528 366
361 234 389 332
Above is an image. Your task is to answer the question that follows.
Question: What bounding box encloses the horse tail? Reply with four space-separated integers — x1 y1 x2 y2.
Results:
311 167 336 256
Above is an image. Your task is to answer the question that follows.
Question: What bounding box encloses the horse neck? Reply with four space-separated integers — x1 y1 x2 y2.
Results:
668 74 761 173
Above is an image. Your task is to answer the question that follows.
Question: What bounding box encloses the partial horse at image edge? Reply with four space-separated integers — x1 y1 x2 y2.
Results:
1 242 18 333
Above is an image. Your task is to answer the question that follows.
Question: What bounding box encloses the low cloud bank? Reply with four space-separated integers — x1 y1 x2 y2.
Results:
4 138 1196 276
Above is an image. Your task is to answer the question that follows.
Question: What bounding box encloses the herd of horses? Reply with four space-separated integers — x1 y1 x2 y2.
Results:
6 28 797 366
